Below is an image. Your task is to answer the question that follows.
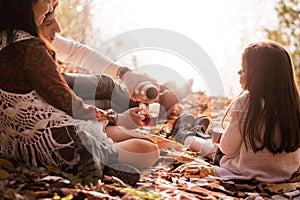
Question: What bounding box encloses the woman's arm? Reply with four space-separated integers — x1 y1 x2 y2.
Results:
52 34 120 78
52 35 159 98
22 38 98 120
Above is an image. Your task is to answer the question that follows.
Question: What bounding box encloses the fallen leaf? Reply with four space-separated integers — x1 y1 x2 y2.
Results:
0 169 9 180
184 165 215 179
148 134 172 149
0 158 14 172
289 171 300 183
53 192 74 200
117 187 164 200
148 134 183 151
265 182 300 193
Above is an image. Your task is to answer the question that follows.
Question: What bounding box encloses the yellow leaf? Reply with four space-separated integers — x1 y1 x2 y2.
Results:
0 158 14 172
184 165 215 178
0 169 9 180
62 194 73 200
290 175 300 183
266 182 300 193
53 193 61 200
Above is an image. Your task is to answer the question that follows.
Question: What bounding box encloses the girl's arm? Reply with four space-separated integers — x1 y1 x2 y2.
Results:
219 112 243 156
220 95 248 156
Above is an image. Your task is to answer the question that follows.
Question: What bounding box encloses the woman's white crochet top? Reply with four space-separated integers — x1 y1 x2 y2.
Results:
0 89 78 167
0 30 112 168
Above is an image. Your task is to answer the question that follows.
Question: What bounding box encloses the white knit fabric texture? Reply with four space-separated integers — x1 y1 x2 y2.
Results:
0 30 112 169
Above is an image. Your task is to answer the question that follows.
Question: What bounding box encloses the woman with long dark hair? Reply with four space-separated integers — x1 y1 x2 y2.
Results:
0 0 159 186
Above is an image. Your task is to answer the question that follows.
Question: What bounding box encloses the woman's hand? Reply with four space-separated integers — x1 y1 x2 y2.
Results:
117 107 145 129
96 108 119 125
122 70 160 101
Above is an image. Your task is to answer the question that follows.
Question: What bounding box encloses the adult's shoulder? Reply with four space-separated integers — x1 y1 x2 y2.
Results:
1 30 45 51
13 36 48 55
9 30 45 48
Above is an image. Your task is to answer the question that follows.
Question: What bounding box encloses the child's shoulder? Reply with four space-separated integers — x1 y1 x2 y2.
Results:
230 92 249 112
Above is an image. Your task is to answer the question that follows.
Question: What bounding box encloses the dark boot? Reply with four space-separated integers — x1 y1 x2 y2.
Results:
74 131 140 186
103 162 140 186
166 114 211 143
166 113 195 139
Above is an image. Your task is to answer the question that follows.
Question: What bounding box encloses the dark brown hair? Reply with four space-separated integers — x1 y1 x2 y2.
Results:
240 40 300 154
40 0 60 60
45 0 58 18
0 0 40 43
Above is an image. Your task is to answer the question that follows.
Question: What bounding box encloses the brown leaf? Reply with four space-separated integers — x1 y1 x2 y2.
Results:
0 158 14 172
265 182 300 193
0 169 9 180
184 165 215 179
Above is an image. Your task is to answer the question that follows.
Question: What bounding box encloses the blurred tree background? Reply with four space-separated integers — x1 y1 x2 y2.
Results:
56 0 299 85
263 0 300 80
56 0 103 73
57 0 100 47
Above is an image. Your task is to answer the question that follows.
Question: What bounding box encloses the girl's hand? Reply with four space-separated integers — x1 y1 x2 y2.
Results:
117 107 145 129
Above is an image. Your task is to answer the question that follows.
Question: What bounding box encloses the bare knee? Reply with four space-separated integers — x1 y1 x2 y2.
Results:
116 138 159 154
115 139 160 169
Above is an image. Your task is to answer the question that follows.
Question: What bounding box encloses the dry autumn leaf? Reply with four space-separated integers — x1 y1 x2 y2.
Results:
148 134 172 149
0 158 14 172
0 169 9 180
1 93 298 199
265 182 300 193
148 134 183 151
184 165 215 178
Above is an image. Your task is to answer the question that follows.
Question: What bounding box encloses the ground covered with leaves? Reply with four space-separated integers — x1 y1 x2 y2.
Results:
0 93 299 200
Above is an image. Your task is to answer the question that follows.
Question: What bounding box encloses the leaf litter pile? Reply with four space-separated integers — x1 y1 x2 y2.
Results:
0 92 299 200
